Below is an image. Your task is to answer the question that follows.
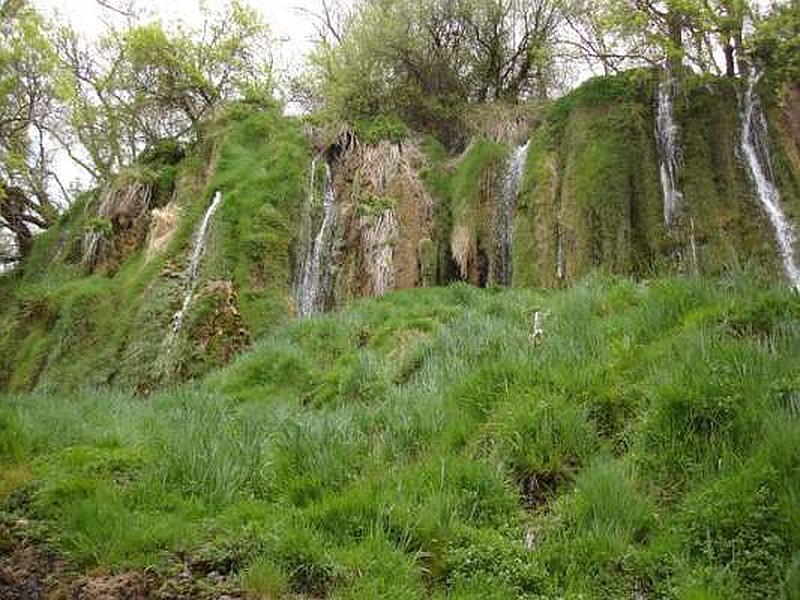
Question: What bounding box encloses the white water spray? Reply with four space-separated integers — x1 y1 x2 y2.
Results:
740 72 800 290
655 77 684 227
297 161 338 316
556 226 565 281
171 191 223 334
493 141 530 285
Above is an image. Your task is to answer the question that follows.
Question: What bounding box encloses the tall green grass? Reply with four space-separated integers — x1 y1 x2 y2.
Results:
1 276 798 597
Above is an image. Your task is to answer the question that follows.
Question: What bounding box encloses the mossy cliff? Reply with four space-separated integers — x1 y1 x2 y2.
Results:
514 71 798 288
0 104 308 393
1 72 799 393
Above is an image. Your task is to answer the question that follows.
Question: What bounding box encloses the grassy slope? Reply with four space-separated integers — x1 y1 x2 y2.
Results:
2 275 799 598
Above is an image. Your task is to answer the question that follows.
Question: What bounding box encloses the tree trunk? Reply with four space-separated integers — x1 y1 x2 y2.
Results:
723 42 735 77
1 186 35 258
734 29 748 76
666 10 684 79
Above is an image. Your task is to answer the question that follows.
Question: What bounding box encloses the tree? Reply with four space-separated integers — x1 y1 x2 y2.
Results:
0 0 61 259
56 0 273 180
750 1 800 89
713 0 749 76
308 0 563 146
584 0 760 79
465 0 563 101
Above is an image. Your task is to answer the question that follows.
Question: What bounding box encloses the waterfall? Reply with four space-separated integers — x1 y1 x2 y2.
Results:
297 160 338 316
655 77 684 227
493 141 530 285
655 75 700 274
171 191 223 334
556 228 565 281
740 72 800 290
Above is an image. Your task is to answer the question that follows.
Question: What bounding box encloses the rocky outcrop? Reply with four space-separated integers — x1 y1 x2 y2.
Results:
82 178 154 273
145 202 180 262
295 137 438 310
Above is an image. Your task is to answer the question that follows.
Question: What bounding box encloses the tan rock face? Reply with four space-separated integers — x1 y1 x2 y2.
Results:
82 179 155 272
332 138 437 303
145 202 180 262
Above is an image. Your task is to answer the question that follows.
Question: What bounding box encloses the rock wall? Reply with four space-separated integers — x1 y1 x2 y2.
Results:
3 72 800 394
514 72 797 287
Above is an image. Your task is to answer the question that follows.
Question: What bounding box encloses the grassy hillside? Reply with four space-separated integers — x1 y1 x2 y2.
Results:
2 71 799 395
2 275 798 598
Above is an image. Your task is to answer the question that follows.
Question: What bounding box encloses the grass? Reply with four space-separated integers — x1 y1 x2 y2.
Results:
2 275 799 598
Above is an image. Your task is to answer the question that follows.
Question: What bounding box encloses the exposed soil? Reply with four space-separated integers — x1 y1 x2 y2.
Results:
0 522 245 600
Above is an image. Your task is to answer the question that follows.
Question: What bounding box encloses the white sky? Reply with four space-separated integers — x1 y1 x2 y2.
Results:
34 0 328 71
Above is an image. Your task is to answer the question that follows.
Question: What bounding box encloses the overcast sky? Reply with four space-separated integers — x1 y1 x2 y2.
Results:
34 0 330 71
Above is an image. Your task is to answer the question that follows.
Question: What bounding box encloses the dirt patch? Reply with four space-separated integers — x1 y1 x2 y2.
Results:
518 470 564 510
0 538 68 599
0 521 245 600
72 573 151 599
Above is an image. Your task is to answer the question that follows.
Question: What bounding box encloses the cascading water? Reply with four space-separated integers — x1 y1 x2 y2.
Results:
556 227 565 281
297 160 338 316
492 141 530 286
655 75 700 274
655 76 684 227
171 191 223 334
740 71 800 290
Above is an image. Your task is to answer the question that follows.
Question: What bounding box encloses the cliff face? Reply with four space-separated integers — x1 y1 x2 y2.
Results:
1 73 799 393
514 73 796 288
0 106 309 393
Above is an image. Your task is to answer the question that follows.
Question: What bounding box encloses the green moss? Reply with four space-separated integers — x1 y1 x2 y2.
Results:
678 76 779 278
450 138 507 232
513 128 560 287
208 108 308 337
0 104 307 392
356 192 396 216
353 114 410 144
514 71 795 288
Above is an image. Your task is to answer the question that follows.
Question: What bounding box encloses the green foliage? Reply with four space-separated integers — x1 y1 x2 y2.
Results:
446 138 508 267
0 103 306 392
57 0 273 178
353 115 410 144
514 70 781 288
86 216 112 236
309 0 561 147
0 0 62 253
483 391 598 495
547 70 653 140
207 107 308 337
751 2 800 91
